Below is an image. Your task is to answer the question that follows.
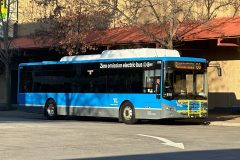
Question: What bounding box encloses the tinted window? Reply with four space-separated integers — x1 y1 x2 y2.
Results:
19 64 76 93
107 69 143 93
73 63 107 93
19 61 161 94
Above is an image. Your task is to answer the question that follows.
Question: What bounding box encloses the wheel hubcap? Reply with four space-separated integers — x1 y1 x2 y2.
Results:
123 106 133 120
47 104 55 117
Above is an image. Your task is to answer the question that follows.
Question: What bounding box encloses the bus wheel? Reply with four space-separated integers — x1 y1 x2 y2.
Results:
120 102 138 124
44 99 58 120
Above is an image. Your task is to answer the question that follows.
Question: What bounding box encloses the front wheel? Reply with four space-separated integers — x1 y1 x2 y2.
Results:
44 99 58 120
120 102 138 124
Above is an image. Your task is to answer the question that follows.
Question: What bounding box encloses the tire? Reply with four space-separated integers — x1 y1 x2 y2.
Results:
44 99 58 120
120 102 138 124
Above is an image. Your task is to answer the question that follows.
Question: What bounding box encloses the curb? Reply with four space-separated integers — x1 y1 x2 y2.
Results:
209 122 240 127
0 111 44 119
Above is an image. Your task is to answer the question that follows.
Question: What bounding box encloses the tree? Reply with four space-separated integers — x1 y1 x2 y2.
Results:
88 0 240 49
0 0 18 110
32 0 114 55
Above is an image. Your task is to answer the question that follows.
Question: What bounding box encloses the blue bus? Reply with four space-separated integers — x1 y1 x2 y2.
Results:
18 48 208 124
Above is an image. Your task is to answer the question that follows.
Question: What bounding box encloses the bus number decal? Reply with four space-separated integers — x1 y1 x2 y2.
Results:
110 98 118 106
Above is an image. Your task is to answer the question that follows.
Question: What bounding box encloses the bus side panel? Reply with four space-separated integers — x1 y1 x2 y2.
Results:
18 93 118 117
56 93 119 118
18 93 193 119
18 93 47 113
108 93 163 120
107 94 192 120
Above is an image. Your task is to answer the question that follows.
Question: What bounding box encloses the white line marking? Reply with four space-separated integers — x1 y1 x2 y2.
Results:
137 134 185 149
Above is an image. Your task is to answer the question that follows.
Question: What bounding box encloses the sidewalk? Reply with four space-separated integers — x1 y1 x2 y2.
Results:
207 112 240 127
0 110 44 120
0 110 240 126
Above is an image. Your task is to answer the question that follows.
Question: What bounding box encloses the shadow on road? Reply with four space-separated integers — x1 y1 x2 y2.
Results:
2 110 240 126
0 115 206 126
67 149 240 160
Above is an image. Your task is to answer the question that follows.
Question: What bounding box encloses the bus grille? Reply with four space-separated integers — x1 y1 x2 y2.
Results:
177 100 208 118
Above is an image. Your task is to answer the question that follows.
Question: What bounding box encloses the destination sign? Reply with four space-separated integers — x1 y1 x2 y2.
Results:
100 61 161 69
174 62 202 70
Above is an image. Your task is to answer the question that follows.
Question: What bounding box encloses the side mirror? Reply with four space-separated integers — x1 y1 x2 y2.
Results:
208 63 222 77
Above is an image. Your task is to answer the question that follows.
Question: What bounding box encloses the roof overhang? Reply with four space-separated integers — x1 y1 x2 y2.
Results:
2 17 240 49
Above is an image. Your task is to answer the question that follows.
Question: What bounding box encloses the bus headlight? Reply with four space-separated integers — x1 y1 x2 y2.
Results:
162 104 175 111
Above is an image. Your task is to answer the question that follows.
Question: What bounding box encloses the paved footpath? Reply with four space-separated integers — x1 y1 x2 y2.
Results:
207 113 240 127
0 110 44 120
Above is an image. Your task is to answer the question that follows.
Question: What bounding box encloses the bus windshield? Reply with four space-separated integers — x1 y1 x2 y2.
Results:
163 61 207 100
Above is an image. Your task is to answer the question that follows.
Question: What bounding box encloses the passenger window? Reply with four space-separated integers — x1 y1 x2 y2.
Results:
143 69 161 93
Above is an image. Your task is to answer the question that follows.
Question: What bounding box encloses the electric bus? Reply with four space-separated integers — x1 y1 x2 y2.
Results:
18 48 208 124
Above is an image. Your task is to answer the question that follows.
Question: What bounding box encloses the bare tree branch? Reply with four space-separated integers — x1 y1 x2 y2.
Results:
32 0 113 55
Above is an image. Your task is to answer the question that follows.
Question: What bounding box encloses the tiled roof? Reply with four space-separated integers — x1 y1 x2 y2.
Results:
86 26 158 45
89 17 240 45
183 17 240 40
9 16 240 49
10 36 49 49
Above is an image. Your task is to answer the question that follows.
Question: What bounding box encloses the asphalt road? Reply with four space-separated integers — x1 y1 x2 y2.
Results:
0 112 240 160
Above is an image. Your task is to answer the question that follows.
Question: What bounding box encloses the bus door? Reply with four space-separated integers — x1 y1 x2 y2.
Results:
142 69 161 108
132 68 162 119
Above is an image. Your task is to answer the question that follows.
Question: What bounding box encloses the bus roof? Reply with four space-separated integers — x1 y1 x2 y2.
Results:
60 48 180 62
19 49 207 66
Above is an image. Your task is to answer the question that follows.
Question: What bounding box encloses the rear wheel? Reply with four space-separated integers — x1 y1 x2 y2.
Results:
120 102 138 124
44 99 58 120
